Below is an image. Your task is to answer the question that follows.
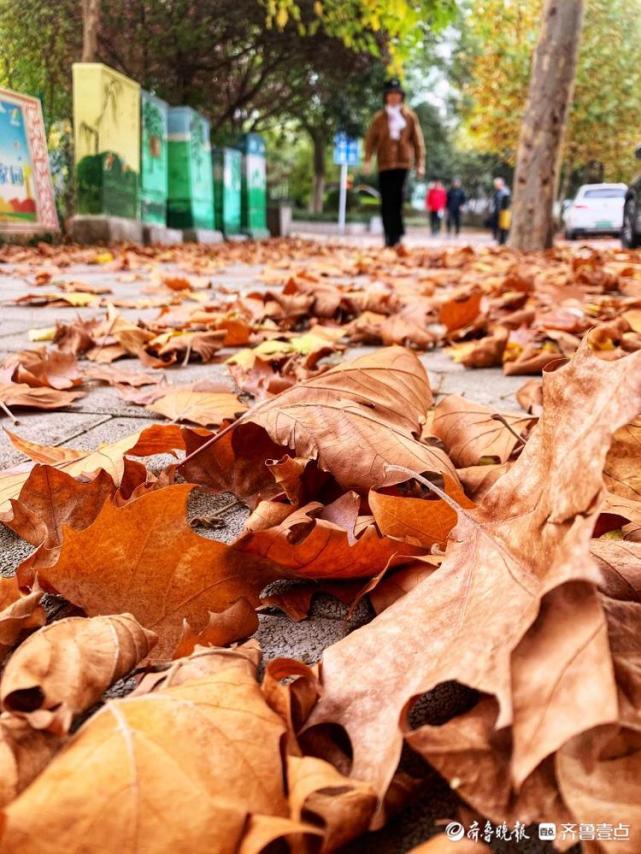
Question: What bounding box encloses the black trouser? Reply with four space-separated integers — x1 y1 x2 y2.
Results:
491 214 508 245
429 210 443 235
492 224 509 244
446 208 461 235
379 168 407 247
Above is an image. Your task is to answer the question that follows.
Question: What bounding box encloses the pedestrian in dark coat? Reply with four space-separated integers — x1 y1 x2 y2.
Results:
446 178 466 236
491 177 511 245
364 79 425 247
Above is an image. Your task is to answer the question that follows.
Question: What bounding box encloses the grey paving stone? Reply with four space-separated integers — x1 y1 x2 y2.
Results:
0 524 34 577
256 612 353 664
437 369 525 409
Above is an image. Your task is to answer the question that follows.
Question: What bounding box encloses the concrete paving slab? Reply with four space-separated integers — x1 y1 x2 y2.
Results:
0 525 35 577
256 613 353 664
437 368 525 409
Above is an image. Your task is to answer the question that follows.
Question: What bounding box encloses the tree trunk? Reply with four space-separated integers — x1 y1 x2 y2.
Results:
310 131 326 214
508 0 585 251
81 0 101 63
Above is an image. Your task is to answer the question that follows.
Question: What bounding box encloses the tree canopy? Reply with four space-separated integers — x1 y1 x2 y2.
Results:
459 0 641 185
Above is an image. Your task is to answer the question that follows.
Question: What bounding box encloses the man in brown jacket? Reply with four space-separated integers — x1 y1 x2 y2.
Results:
364 78 425 247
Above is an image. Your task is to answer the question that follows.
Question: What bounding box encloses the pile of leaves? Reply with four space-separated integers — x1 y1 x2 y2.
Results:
1 240 641 850
0 335 640 852
3 241 641 412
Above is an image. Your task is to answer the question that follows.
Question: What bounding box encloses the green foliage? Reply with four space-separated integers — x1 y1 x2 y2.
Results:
0 0 80 130
459 0 641 183
264 0 457 71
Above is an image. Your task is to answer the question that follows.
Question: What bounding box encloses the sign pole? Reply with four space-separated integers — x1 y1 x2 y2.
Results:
338 162 347 236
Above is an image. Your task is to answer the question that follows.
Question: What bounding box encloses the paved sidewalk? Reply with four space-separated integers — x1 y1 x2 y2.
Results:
0 242 537 852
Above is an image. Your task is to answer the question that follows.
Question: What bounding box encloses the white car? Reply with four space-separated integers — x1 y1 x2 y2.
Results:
564 183 627 239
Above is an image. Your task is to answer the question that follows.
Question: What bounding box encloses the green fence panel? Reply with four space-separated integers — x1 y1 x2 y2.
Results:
140 91 168 225
167 107 214 230
240 133 268 237
213 146 242 235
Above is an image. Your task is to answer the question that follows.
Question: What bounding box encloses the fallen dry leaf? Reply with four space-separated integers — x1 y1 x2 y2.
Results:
306 344 641 819
0 648 298 853
0 383 83 413
238 346 455 492
0 714 60 809
34 485 279 658
147 389 246 427
431 395 535 467
237 495 422 579
1 614 157 734
5 349 82 390
1 465 114 549
173 599 259 658
0 423 189 512
0 579 44 662
369 474 475 549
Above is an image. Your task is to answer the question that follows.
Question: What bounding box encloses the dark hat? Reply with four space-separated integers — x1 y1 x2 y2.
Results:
383 78 405 96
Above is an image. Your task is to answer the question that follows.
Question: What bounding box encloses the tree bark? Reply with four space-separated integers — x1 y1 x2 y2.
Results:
81 0 101 63
310 130 326 214
508 0 585 251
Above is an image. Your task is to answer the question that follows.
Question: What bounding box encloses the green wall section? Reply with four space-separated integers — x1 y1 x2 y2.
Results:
240 133 268 237
167 107 214 230
140 91 168 225
213 147 242 235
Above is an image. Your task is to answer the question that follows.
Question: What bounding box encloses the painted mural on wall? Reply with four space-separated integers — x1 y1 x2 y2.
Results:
167 107 214 230
140 91 168 225
73 63 140 219
0 87 58 233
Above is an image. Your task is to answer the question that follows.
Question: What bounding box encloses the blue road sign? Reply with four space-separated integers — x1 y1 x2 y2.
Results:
333 132 359 166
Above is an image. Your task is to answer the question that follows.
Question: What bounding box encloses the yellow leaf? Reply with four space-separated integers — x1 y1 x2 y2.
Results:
27 327 56 342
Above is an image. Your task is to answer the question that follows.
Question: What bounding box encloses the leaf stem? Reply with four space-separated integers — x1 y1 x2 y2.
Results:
490 413 527 448
0 401 19 425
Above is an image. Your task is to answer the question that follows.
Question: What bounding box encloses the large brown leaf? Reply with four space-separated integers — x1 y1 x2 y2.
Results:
431 395 535 467
1 614 157 734
604 417 641 500
0 715 60 809
306 346 641 816
237 495 422 579
241 346 455 492
0 652 293 853
34 484 280 658
147 389 246 427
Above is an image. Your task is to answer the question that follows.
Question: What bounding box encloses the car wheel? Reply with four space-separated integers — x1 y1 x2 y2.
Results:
622 200 640 248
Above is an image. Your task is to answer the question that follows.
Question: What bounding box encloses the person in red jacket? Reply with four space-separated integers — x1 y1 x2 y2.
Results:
426 180 447 236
